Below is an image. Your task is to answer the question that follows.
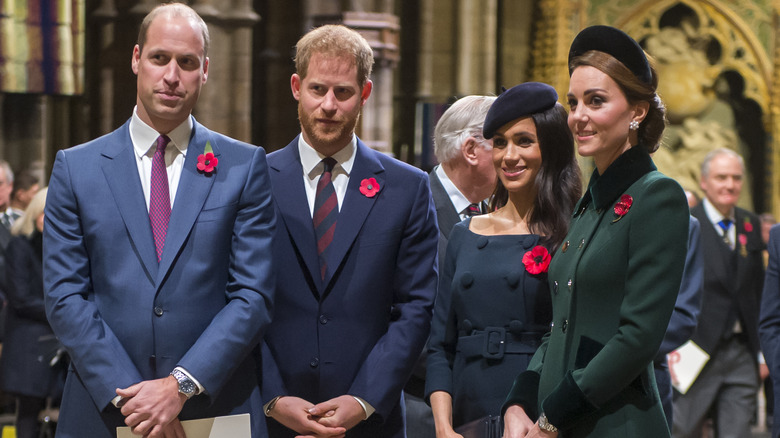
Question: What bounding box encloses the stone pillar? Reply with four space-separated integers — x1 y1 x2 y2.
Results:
192 0 260 141
455 0 497 95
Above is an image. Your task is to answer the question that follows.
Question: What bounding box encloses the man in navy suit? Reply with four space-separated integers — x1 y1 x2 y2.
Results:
43 4 275 437
262 24 439 437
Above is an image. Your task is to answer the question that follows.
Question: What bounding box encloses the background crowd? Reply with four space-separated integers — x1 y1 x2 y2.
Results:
0 3 777 438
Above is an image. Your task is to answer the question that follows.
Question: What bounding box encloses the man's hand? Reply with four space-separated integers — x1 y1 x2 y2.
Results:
116 375 186 437
269 396 346 438
160 418 186 438
503 405 535 438
308 395 365 431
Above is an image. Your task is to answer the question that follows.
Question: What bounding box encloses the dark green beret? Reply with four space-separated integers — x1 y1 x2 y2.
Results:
568 25 652 86
482 82 558 139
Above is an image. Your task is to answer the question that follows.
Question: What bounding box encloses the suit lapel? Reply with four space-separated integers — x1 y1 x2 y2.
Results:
323 141 385 288
429 168 460 239
156 120 217 287
269 139 323 292
100 121 158 282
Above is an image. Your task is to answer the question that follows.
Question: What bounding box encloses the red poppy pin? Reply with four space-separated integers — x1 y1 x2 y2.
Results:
197 141 218 174
360 177 381 197
744 219 754 233
738 234 748 246
522 245 551 275
612 194 633 223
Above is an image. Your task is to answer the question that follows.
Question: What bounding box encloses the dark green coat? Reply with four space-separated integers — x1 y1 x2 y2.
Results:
505 146 689 437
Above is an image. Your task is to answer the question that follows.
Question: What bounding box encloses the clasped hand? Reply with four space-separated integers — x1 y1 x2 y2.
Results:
271 395 366 438
116 375 187 438
503 405 559 438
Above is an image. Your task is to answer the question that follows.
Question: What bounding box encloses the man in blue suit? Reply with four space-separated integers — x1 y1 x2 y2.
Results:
262 25 439 437
43 4 275 437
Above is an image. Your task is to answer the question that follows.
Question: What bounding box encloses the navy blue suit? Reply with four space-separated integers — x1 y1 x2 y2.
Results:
262 136 439 437
760 224 780 438
654 216 703 427
43 118 276 437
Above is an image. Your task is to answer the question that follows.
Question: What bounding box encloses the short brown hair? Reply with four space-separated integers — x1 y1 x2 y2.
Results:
294 25 374 86
137 3 210 57
570 50 666 153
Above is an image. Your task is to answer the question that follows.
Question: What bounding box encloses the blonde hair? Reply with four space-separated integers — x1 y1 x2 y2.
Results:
11 187 47 237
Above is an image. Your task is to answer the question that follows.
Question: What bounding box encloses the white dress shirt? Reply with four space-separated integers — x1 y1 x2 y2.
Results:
298 135 356 217
435 165 474 220
129 107 191 211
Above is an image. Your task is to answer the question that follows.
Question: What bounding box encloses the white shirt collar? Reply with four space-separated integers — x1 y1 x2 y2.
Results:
435 164 472 215
702 197 734 225
129 107 192 158
298 134 357 178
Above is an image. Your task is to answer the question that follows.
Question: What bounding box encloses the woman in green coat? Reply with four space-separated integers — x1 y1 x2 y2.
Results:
502 25 689 438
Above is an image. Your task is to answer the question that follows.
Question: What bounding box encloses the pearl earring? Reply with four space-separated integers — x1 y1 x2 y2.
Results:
629 120 640 131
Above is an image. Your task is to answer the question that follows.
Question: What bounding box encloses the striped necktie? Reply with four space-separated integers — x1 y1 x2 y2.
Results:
313 157 338 280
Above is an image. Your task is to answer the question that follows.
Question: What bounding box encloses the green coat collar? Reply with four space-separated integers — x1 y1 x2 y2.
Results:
574 145 656 215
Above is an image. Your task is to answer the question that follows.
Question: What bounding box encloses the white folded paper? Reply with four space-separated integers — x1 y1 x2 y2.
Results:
668 340 710 394
117 413 250 438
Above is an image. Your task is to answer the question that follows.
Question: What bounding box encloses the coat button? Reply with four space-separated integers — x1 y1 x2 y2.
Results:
568 279 573 291
310 357 319 368
553 281 559 294
154 306 164 317
578 238 585 249
319 314 329 325
562 319 569 333
562 241 570 253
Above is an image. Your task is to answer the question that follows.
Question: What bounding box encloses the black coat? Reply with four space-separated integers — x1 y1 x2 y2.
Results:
0 232 65 398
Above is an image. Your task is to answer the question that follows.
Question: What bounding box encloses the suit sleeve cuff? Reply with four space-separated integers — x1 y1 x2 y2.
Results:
352 396 375 420
541 371 598 430
502 370 540 419
174 366 205 395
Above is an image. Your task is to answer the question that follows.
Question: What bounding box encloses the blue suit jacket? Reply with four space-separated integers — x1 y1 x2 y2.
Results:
43 118 276 437
760 224 780 438
262 137 438 437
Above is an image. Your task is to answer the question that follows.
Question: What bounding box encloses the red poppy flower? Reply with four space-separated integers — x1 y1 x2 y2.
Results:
744 221 753 233
197 152 218 174
523 246 551 275
739 234 747 246
360 178 381 197
613 194 633 222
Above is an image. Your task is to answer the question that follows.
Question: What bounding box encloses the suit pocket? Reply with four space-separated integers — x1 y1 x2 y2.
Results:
574 336 604 369
196 202 237 223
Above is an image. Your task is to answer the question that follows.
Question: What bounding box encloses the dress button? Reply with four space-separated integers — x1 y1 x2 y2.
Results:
153 306 164 317
562 319 569 333
310 357 319 368
476 237 488 249
460 272 474 288
319 314 329 325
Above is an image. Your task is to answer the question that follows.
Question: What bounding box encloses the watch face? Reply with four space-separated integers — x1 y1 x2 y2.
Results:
179 379 196 394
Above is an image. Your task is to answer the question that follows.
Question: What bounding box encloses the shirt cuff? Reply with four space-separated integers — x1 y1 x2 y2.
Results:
174 366 205 395
352 396 375 420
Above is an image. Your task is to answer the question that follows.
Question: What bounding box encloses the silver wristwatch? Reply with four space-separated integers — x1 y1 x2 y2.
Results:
171 369 197 399
538 412 558 433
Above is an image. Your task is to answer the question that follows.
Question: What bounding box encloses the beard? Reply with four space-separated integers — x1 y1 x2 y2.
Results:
298 103 360 154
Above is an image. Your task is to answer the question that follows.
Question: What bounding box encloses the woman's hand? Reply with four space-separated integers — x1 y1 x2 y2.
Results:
503 405 535 438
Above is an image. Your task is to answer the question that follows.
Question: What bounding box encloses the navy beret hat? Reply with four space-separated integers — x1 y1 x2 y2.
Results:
568 25 652 86
482 82 558 139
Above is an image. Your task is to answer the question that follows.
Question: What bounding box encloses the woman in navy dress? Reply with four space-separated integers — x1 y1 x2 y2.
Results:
426 82 581 437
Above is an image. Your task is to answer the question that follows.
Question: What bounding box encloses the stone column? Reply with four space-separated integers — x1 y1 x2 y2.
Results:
455 0 497 95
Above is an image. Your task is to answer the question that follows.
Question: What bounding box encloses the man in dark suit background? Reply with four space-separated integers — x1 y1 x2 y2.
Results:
262 24 439 438
404 94 496 438
43 4 275 437
673 148 765 438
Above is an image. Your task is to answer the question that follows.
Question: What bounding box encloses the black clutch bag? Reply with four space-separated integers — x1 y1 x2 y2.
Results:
454 415 503 438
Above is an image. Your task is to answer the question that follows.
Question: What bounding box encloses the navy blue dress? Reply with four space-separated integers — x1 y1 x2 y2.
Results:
425 219 552 426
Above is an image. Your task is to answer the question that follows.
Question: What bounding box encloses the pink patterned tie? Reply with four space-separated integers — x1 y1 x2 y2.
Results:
150 135 171 262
